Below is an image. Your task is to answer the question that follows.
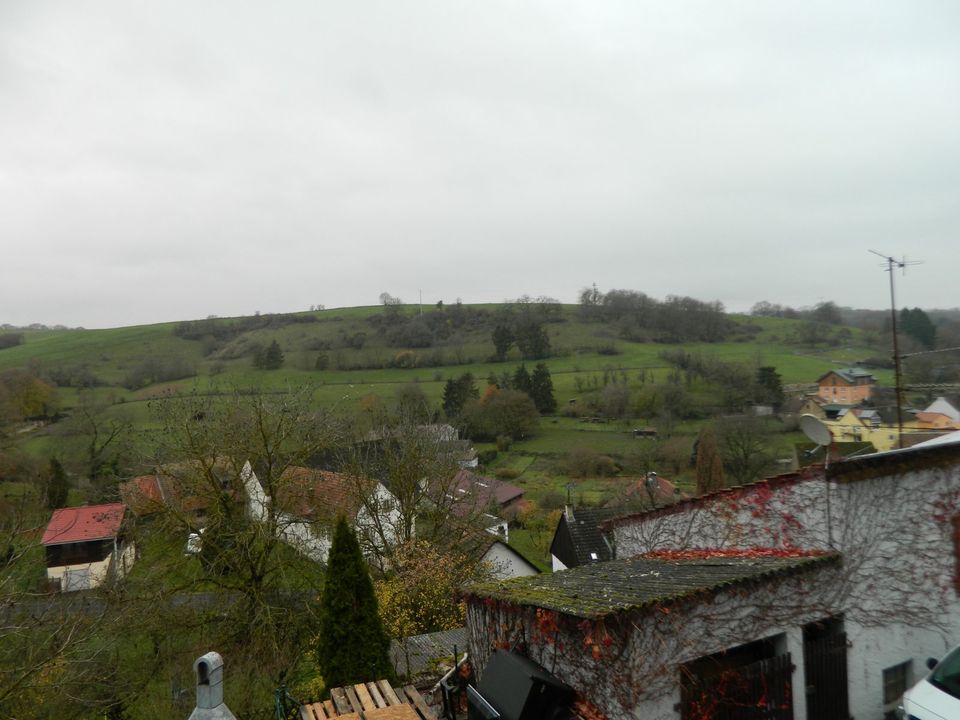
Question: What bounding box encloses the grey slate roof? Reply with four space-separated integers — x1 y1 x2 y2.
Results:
817 368 875 384
550 507 617 568
466 553 839 619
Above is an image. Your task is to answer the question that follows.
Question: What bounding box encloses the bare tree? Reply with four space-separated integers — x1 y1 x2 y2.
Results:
340 413 497 571
147 387 344 686
54 391 133 499
716 415 775 486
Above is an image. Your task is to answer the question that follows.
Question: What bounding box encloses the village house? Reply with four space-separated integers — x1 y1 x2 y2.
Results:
549 506 616 571
815 367 876 404
442 469 526 540
822 403 960 452
551 476 685 572
41 502 135 592
463 438 960 719
461 530 540 581
248 464 403 566
121 461 403 565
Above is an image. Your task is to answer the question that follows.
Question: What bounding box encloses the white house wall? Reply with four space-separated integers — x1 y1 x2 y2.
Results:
613 472 832 558
47 541 136 592
276 513 332 563
355 484 403 559
482 543 539 580
608 456 960 719
244 465 402 564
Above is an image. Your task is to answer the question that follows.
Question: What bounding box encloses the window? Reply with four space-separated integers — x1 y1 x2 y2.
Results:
883 660 911 717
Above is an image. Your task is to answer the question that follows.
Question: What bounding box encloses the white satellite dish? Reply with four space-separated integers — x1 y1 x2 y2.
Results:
799 413 836 547
799 414 833 447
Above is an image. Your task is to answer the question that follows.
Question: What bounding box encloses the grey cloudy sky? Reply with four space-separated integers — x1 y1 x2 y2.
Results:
2 1 958 329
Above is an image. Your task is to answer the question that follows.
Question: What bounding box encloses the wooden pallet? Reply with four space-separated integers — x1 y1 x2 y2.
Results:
300 680 437 720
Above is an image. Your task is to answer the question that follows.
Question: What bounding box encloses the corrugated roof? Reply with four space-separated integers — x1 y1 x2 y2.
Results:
390 627 467 680
42 503 126 546
466 552 838 619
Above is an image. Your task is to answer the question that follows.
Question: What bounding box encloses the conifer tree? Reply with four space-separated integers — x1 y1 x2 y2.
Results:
512 364 532 396
263 339 285 369
530 363 557 414
442 373 478 419
316 517 394 694
45 457 69 510
491 324 514 362
695 425 725 495
900 307 937 350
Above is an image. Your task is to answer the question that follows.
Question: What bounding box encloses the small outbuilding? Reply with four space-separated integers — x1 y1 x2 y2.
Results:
41 502 133 592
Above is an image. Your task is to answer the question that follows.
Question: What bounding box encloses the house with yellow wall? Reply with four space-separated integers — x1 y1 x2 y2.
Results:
824 405 960 452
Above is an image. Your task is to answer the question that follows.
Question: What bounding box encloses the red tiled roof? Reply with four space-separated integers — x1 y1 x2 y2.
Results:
609 475 686 507
451 469 524 508
274 466 366 521
119 471 217 515
41 503 126 546
120 475 167 515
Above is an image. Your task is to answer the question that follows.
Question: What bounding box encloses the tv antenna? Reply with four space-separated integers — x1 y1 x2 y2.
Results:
868 250 922 449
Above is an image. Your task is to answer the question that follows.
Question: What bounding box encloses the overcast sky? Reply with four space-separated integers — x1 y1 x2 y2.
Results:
2 1 958 328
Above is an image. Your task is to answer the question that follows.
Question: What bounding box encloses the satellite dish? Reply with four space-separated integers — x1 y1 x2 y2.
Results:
799 414 833 447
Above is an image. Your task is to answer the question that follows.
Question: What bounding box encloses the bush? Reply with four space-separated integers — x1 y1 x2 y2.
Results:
122 355 196 389
565 447 620 478
391 351 418 369
540 490 566 510
462 389 539 441
560 403 581 418
0 333 24 350
303 337 333 351
476 448 498 465
494 467 521 480
496 435 513 451
595 455 619 477
385 319 434 348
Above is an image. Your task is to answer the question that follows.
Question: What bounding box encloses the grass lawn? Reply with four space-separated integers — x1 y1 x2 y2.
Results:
514 426 640 456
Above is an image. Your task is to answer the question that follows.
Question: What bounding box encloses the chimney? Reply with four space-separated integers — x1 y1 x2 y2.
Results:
188 652 237 720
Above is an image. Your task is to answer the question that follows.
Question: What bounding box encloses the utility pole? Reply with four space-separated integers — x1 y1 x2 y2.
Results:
869 250 921 449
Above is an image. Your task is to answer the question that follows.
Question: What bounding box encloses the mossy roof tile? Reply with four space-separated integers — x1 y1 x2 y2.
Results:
465 553 839 619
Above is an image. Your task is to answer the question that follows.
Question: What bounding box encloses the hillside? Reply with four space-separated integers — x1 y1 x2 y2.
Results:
0 301 891 518
0 302 885 405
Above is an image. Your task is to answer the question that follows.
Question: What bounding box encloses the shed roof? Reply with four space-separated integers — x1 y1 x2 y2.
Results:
466 551 838 619
42 503 127 546
390 627 467 681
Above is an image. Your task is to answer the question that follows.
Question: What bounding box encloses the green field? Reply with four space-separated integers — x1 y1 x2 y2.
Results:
2 302 890 545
